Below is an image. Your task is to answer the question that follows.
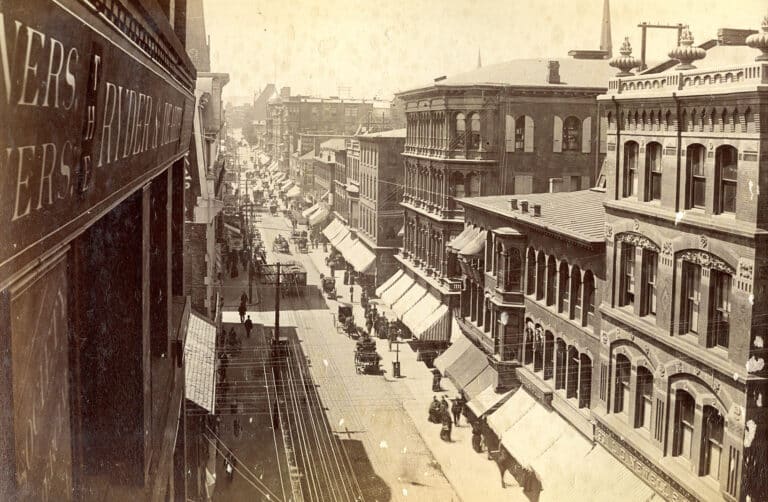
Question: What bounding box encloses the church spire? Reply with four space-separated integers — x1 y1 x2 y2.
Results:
477 48 482 68
600 0 613 58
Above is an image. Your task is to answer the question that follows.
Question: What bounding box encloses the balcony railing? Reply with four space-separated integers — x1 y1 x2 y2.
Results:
607 63 768 95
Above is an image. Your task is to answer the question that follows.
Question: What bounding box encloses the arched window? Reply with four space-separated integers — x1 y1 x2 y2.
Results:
554 339 567 390
686 144 707 209
546 256 557 306
583 271 595 328
533 329 544 372
526 248 536 295
558 261 570 314
563 116 581 151
455 113 466 149
544 332 554 380
452 172 465 198
614 354 631 416
505 247 522 292
524 323 535 366
570 266 582 320
674 390 696 459
702 406 724 479
469 112 481 150
566 346 580 399
645 142 663 201
715 145 738 214
579 353 592 408
536 251 546 300
494 242 504 277
623 141 639 198
635 366 653 430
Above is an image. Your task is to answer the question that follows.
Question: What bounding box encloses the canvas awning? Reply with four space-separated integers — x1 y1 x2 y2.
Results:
380 273 415 308
285 186 301 198
320 190 331 202
434 329 472 374
413 304 452 342
281 179 294 190
308 207 330 227
447 225 480 252
466 384 512 418
402 290 441 334
392 281 428 319
302 203 321 218
322 219 344 243
445 341 489 390
184 313 217 413
463 365 497 400
344 238 376 273
375 269 404 298
224 222 241 236
459 230 487 256
334 230 356 258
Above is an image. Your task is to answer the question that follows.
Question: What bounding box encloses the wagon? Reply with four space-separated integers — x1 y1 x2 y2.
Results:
354 350 381 374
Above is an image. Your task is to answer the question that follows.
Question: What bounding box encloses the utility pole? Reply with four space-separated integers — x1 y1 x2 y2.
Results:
274 262 281 344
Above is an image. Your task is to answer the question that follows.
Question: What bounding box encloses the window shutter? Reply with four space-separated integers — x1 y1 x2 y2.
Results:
553 115 563 152
599 116 607 153
524 116 535 152
582 116 592 153
505 114 515 152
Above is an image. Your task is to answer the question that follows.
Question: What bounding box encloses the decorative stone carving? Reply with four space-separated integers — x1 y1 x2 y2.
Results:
601 332 609 346
658 366 666 378
713 380 721 393
661 287 670 306
633 219 640 232
604 224 613 241
616 232 660 251
699 234 708 250
678 250 735 274
662 241 673 256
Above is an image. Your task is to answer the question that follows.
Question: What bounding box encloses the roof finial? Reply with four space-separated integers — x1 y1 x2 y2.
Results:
477 48 482 69
609 37 639 76
600 0 613 58
668 27 705 70
746 11 768 62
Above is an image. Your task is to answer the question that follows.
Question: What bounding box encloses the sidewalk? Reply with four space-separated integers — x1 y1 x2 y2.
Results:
306 243 527 502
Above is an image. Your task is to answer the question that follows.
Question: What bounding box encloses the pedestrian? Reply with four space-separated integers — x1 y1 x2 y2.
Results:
440 410 452 442
495 448 510 488
240 291 248 306
238 302 246 323
440 395 449 415
244 315 253 338
471 420 483 452
451 396 462 426
365 317 373 336
349 285 354 303
431 369 442 392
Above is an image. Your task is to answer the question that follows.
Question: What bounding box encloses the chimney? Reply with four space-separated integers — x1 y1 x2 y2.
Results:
509 198 518 210
280 86 291 98
547 61 561 84
532 204 542 217
520 200 529 213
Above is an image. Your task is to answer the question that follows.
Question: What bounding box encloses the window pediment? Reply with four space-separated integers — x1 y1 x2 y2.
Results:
677 249 735 275
616 232 659 252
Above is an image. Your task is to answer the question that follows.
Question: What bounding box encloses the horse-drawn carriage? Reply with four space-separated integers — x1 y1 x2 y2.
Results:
354 335 381 374
272 235 290 253
320 275 336 299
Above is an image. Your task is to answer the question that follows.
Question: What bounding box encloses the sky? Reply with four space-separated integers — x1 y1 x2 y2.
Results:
202 0 767 104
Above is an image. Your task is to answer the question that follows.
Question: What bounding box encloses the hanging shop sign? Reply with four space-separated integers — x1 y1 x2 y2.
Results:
0 0 194 280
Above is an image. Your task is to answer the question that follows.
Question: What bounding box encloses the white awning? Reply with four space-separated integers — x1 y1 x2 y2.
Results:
392 281 428 318
375 269 404 298
302 203 321 218
487 386 538 437
322 219 344 242
330 225 351 248
345 238 376 273
380 273 415 308
281 179 294 190
434 330 472 374
286 186 301 198
412 304 451 342
184 313 217 413
334 230 356 257
402 290 441 333
466 384 512 418
459 230 487 256
447 225 478 251
224 223 241 236
308 207 330 227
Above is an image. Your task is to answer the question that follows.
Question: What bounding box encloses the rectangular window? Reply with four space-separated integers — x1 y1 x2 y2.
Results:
703 408 724 480
709 270 731 349
636 369 653 430
623 143 638 198
515 117 525 150
681 262 701 335
620 243 635 307
687 146 706 209
646 144 662 201
675 392 695 459
641 250 658 317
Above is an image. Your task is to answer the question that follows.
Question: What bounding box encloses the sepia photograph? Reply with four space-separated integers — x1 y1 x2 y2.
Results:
1 0 767 500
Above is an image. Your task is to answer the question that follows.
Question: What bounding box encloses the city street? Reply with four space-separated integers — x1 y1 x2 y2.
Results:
217 212 460 501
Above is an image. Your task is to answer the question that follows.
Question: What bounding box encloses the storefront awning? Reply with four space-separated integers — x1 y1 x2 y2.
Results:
308 207 330 227
224 222 241 236
496 389 661 502
402 290 441 334
322 219 344 243
466 384 512 418
302 203 321 218
463 365 497 400
459 230 487 256
375 269 404 298
334 230 356 258
380 273 415 308
281 179 294 190
414 304 452 342
184 313 217 413
285 186 301 198
392 281 428 319
445 341 489 390
447 225 480 252
273 172 286 183
434 330 472 374
345 238 376 273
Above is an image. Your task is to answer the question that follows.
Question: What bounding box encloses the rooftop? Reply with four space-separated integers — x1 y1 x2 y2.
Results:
300 149 316 160
357 128 406 139
402 58 616 95
459 189 607 245
320 138 347 151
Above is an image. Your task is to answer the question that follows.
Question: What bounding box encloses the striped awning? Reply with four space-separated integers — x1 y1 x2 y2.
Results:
308 207 330 227
392 281 428 318
302 203 321 218
375 270 404 298
447 225 480 252
345 238 376 273
459 230 487 256
412 304 451 342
